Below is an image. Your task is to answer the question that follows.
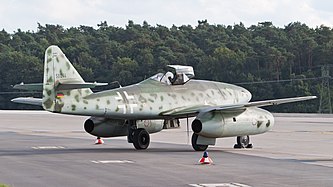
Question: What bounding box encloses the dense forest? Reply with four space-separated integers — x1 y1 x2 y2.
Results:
0 20 331 112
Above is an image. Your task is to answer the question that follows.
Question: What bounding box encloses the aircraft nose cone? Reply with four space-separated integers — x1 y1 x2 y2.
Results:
245 89 252 101
240 88 252 103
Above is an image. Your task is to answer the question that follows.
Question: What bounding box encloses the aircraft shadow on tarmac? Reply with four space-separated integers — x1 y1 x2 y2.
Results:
0 131 235 157
0 147 231 158
0 133 233 157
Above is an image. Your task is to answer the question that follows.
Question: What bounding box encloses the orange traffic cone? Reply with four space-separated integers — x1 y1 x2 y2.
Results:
95 137 104 145
198 151 213 164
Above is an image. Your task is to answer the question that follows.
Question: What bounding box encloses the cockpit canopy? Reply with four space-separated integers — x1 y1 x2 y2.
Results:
150 65 195 85
167 65 194 79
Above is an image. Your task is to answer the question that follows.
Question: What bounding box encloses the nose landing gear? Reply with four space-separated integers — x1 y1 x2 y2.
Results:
234 135 253 149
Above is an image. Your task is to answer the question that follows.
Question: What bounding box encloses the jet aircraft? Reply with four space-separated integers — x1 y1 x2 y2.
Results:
12 45 316 151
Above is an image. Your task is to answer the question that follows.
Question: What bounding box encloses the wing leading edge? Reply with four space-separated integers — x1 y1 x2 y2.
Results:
244 96 317 108
160 96 317 117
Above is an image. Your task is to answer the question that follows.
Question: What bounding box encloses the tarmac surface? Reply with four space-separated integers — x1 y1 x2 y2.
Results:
0 110 332 187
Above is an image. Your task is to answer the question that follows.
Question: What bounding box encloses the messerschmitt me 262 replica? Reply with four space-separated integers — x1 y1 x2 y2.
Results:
12 46 316 151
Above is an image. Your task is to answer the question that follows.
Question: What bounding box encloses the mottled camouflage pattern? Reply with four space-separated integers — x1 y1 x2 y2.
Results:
195 107 274 139
43 46 253 119
83 79 252 119
42 46 92 112
42 45 273 139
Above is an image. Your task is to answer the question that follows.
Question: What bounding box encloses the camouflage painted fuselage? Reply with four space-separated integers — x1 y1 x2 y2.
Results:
41 45 251 119
56 78 252 119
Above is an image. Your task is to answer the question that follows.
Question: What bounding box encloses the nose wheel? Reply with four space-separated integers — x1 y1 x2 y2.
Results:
234 135 253 149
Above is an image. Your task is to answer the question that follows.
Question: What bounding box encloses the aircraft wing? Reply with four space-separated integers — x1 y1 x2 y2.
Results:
243 96 317 108
160 104 207 117
160 96 317 117
11 97 43 106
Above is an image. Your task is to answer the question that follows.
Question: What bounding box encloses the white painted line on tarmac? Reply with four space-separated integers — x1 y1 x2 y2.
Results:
32 146 65 149
91 160 134 164
189 183 252 187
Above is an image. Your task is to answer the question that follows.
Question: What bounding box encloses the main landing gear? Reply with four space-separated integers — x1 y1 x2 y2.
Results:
128 120 150 150
233 135 253 149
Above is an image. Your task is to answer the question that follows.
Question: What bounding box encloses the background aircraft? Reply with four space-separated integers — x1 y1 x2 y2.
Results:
12 45 316 151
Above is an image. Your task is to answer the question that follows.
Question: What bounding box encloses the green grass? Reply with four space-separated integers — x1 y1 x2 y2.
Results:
0 184 10 187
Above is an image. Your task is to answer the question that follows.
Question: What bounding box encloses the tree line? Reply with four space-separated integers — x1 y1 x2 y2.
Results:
0 20 330 112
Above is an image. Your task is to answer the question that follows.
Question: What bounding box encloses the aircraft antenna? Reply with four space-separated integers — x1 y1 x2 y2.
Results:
319 65 332 113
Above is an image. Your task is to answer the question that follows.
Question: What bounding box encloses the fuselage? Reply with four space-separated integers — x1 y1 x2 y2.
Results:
57 78 252 119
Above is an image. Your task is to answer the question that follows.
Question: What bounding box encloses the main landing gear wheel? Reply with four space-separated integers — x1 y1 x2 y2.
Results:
191 133 208 151
132 128 150 150
234 135 253 149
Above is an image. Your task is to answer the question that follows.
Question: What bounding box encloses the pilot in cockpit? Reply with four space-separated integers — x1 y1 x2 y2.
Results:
170 73 184 85
158 65 194 85
160 71 188 85
160 71 174 85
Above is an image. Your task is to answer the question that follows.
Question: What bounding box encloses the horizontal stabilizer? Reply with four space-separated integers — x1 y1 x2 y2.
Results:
13 81 107 91
56 82 108 90
13 83 43 91
11 97 42 106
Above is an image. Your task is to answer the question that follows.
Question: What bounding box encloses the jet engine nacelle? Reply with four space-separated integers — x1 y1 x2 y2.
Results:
192 111 224 138
192 108 274 138
84 117 164 138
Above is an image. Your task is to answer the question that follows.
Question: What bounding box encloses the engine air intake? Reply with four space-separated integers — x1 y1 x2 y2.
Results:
192 119 202 133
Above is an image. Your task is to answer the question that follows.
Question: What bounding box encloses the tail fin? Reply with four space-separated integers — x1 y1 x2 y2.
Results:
42 45 93 112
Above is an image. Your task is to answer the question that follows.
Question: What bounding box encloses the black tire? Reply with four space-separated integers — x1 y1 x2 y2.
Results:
236 135 250 148
133 128 150 150
246 144 253 149
191 133 208 151
233 144 242 149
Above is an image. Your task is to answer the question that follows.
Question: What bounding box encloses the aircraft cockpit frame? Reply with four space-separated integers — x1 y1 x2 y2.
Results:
150 65 195 85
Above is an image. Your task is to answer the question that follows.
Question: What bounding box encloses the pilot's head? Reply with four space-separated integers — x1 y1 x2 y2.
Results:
165 72 174 80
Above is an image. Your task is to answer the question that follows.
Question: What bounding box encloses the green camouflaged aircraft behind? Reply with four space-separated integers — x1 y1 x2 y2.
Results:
12 45 316 151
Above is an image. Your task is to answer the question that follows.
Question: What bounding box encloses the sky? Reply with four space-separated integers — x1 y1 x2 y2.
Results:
1 0 333 33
